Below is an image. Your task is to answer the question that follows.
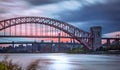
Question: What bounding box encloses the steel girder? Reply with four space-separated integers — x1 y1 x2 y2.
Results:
0 16 93 49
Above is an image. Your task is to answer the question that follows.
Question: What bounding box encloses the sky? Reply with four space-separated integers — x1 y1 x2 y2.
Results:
0 0 120 40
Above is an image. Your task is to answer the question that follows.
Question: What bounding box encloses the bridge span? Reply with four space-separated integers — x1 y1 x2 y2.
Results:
0 16 119 50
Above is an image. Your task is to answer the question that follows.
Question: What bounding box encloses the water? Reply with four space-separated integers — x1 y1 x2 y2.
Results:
0 53 120 70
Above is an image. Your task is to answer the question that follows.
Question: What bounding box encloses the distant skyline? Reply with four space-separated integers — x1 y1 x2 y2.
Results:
0 0 120 37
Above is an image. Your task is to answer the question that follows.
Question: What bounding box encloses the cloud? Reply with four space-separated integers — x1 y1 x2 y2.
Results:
59 0 120 21
0 0 120 45
68 20 120 34
0 0 30 20
58 0 120 34
0 0 83 20
27 0 109 6
27 0 65 5
103 31 120 38
0 0 111 20
0 0 120 36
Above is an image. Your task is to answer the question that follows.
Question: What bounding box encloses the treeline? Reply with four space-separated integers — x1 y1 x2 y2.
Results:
96 43 120 51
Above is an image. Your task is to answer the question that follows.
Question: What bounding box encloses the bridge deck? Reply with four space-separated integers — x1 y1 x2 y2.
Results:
0 41 80 45
0 35 91 39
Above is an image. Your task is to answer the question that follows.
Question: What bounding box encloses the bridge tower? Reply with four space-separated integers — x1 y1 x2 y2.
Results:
90 26 102 50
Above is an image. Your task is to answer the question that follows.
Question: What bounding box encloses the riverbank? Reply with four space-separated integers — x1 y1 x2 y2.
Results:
0 53 120 70
0 51 120 55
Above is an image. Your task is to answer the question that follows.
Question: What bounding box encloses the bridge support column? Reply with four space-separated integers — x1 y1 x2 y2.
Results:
106 39 111 48
73 38 75 48
58 33 61 45
55 33 61 52
12 41 14 47
115 39 120 47
70 38 75 50
88 38 94 49
115 39 119 43
90 26 102 50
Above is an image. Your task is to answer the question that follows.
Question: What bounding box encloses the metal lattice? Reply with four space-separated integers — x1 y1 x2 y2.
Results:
0 16 93 49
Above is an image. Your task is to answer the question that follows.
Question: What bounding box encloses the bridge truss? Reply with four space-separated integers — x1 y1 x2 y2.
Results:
0 17 93 49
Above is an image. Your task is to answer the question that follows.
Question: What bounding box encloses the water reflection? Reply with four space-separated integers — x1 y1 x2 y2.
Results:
0 53 120 70
48 55 72 70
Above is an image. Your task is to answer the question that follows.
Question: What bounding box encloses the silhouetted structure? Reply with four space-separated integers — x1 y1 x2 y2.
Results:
0 16 120 52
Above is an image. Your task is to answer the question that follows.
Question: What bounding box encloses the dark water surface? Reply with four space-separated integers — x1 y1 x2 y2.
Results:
0 53 120 70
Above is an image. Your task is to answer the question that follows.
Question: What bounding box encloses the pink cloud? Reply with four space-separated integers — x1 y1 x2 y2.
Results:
103 31 120 38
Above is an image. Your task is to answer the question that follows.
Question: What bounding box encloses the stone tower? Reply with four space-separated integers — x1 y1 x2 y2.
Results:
90 26 102 50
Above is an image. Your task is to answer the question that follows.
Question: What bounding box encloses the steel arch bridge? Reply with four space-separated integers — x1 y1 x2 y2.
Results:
0 16 94 49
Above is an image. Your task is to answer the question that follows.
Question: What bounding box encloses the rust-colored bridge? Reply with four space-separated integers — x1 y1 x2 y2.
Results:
0 16 119 50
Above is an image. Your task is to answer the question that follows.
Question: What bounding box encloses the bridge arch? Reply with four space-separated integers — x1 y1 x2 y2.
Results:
0 16 92 49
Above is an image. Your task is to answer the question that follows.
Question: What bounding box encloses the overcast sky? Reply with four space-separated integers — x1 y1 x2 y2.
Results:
0 0 120 37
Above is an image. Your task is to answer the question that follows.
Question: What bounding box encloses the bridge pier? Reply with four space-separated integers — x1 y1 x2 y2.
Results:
90 26 102 50
88 38 94 50
102 38 120 48
54 33 61 52
70 38 75 50
106 39 111 48
12 41 14 48
115 39 120 44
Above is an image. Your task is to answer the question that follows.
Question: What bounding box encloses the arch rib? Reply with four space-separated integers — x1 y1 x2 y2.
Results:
0 16 92 49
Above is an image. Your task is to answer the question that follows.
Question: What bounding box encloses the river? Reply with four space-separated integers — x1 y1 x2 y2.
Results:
0 53 120 70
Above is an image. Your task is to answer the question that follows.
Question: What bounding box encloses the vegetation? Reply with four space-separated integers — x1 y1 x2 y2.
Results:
0 55 40 70
67 42 120 54
67 46 90 54
96 42 120 51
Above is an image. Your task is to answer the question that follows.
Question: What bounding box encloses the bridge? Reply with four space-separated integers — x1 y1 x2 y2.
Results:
0 16 120 50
